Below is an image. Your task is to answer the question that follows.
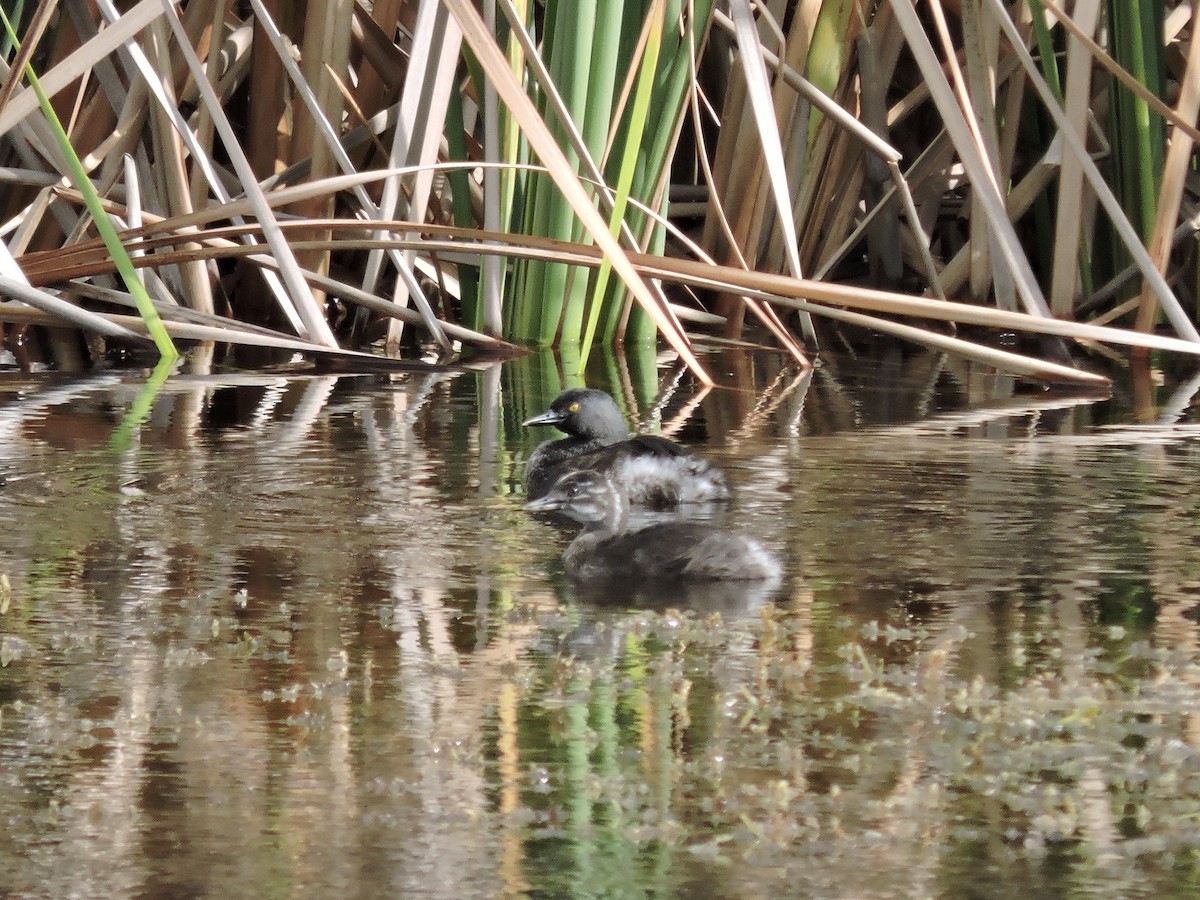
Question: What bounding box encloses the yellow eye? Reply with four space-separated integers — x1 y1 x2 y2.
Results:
568 402 580 413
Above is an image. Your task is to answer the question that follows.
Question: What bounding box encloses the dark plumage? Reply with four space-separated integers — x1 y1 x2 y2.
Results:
524 471 780 584
522 388 729 507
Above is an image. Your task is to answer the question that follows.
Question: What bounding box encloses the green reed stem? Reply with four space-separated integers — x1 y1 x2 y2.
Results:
446 84 481 328
578 0 663 370
1 8 178 362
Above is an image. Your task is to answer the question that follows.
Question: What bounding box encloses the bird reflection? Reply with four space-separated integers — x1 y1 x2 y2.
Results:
558 573 780 615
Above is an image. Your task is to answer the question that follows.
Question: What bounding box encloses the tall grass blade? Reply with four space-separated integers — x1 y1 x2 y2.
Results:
1047 0 1103 315
1106 0 1164 245
0 248 144 340
1 5 177 359
495 0 678 352
141 16 213 315
1134 6 1200 332
158 0 338 348
577 0 664 369
0 0 48 119
727 0 815 342
980 0 1198 341
892 0 1051 318
445 85 480 322
93 0 291 329
0 0 23 60
954 0 1011 307
247 0 451 351
472 0 501 338
289 0 354 315
0 0 162 136
1037 0 1200 143
479 0 504 336
442 0 712 385
359 0 461 354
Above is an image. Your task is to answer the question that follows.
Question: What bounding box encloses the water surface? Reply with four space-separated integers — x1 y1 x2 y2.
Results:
3 348 1200 898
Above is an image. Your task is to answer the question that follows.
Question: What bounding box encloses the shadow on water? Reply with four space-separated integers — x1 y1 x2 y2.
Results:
3 343 1200 896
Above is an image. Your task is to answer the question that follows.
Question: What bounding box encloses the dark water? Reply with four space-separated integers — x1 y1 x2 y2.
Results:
3 347 1200 898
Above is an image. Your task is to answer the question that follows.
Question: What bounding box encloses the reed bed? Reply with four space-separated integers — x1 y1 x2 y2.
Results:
1 1 1198 386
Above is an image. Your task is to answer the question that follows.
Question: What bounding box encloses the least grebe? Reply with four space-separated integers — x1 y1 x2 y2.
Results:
524 471 780 583
523 388 729 507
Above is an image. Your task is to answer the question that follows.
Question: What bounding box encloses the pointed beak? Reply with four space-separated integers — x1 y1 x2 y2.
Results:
522 409 565 428
523 494 563 513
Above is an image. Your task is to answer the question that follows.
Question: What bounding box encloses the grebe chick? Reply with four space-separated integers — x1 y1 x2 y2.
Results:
525 470 779 583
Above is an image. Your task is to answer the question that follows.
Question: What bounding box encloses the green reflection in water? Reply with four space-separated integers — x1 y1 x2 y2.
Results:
109 357 175 452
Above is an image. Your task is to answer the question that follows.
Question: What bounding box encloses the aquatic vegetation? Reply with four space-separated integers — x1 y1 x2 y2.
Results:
2 3 1199 386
